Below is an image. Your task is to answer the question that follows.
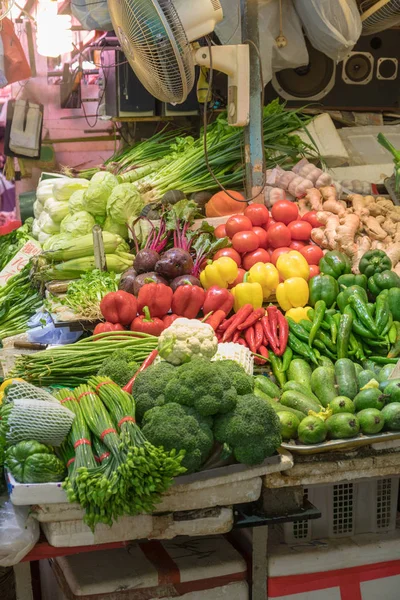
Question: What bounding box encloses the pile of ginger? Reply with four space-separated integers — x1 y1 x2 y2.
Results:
298 186 400 275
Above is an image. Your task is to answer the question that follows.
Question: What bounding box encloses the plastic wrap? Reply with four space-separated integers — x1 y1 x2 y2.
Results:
0 497 39 566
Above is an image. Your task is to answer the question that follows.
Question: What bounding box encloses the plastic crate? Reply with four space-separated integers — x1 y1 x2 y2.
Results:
282 476 399 543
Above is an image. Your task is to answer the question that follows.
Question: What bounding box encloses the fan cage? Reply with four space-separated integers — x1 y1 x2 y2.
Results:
360 0 400 34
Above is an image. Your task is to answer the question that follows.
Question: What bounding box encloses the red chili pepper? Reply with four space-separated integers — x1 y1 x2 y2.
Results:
122 349 159 393
232 330 241 343
237 308 265 331
203 286 234 316
276 310 289 356
244 326 256 353
223 304 253 342
130 306 165 336
219 314 236 332
216 331 222 342
100 291 137 325
205 309 226 331
261 316 280 354
254 345 268 365
163 314 179 328
171 285 205 319
137 283 173 318
266 306 279 348
93 322 125 335
254 321 264 351
236 338 247 347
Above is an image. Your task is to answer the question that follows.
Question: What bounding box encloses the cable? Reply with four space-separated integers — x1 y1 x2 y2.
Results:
202 36 267 203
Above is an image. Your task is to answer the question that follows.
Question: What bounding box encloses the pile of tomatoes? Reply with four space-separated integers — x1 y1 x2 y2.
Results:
213 201 324 285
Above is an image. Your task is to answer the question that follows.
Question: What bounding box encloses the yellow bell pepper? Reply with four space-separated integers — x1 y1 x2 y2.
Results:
0 391 3 405
285 306 312 323
276 277 309 311
247 262 279 301
276 250 309 281
0 378 25 393
200 256 238 289
231 280 263 312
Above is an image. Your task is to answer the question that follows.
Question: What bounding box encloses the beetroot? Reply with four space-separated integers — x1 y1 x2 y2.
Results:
134 249 160 274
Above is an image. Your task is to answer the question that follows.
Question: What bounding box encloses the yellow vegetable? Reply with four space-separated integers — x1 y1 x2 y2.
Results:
231 281 263 312
200 256 238 289
0 378 25 393
276 277 309 311
0 391 3 405
285 306 312 323
276 250 309 281
247 262 279 300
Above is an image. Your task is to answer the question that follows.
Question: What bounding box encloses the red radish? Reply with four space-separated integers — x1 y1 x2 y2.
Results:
225 214 253 238
290 240 306 251
267 222 291 248
309 264 320 278
271 200 298 225
244 203 270 226
252 226 269 249
300 245 324 265
287 220 312 241
302 211 323 228
214 247 241 266
214 224 227 239
232 230 259 253
270 247 291 265
242 248 271 270
229 268 246 288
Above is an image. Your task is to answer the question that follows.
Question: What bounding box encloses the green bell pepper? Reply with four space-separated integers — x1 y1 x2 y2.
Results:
337 273 367 290
5 440 66 483
319 250 352 279
368 270 400 297
387 288 400 322
359 249 392 277
337 285 368 313
309 274 339 308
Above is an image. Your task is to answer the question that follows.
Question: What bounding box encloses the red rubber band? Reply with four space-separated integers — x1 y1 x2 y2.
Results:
94 456 101 463
99 452 110 462
73 438 91 449
118 416 135 427
60 396 75 404
95 381 113 392
77 391 93 401
66 458 75 468
100 428 117 441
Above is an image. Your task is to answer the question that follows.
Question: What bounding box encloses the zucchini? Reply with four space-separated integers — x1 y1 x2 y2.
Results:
311 367 337 408
283 381 321 405
287 359 313 390
335 358 358 399
280 390 321 415
254 375 281 399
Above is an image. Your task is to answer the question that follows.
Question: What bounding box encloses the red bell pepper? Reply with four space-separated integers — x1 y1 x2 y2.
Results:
203 286 234 317
137 283 173 318
171 285 205 319
93 322 125 335
163 313 179 328
130 306 165 336
100 291 137 325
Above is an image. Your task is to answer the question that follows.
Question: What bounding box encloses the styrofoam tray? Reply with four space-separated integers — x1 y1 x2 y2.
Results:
6 471 67 505
281 431 400 455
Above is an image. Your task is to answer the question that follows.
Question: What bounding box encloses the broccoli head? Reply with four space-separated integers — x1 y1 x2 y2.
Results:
132 361 176 423
215 360 254 395
141 403 214 474
164 358 238 417
213 394 281 466
97 349 139 387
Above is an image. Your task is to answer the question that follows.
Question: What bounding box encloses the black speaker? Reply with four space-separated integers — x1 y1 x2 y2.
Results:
265 30 400 111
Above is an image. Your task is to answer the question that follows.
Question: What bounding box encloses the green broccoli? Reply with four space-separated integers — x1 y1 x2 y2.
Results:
141 403 214 474
213 394 282 466
132 361 176 423
215 360 254 395
165 358 238 417
97 349 139 387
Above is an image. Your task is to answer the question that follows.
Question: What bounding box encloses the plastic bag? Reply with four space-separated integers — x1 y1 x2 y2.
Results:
71 0 113 31
294 0 362 62
27 311 83 345
0 497 39 566
215 0 308 84
1 18 31 84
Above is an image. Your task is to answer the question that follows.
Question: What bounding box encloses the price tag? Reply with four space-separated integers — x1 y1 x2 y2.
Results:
0 240 41 287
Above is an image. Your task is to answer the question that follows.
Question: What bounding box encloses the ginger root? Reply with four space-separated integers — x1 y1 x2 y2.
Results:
361 216 388 241
353 235 371 273
298 188 323 214
322 199 346 216
336 214 360 259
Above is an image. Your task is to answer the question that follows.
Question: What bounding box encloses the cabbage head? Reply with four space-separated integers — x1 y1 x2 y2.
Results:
106 183 143 225
68 189 86 213
52 178 89 202
33 200 43 219
44 198 70 223
103 216 129 240
37 211 60 235
36 183 55 204
83 182 112 216
90 171 119 188
42 233 72 251
60 211 95 237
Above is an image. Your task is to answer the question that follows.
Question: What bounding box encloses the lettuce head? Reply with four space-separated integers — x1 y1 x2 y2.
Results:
90 171 119 188
103 216 129 240
68 189 86 213
84 182 112 216
60 211 95 237
106 183 143 225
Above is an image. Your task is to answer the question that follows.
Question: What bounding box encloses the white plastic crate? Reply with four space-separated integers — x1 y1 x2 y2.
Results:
282 476 399 544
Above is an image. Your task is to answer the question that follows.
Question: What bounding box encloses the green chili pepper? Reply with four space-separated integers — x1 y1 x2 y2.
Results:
307 308 329 331
343 305 376 340
337 313 353 359
269 351 287 387
281 347 293 372
348 290 379 335
367 303 376 318
287 318 310 343
369 356 399 365
389 323 397 344
312 338 337 361
375 292 390 334
353 334 366 360
337 285 368 313
287 332 319 365
300 319 337 352
308 300 326 347
387 288 400 321
388 321 400 359
382 311 393 337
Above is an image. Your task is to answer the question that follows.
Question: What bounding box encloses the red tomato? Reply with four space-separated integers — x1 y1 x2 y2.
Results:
309 264 320 278
265 218 276 231
252 226 268 249
231 230 259 253
270 247 291 265
287 220 312 241
266 222 291 249
300 245 324 265
214 224 227 239
290 240 306 251
244 203 270 226
242 248 271 270
271 200 299 225
229 268 246 288
225 215 253 238
302 211 323 228
213 247 241 266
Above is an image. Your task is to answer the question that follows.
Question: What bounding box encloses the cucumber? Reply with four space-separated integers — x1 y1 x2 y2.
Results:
318 356 334 369
335 358 358 399
280 390 321 415
358 369 377 389
353 363 363 376
254 388 304 420
254 375 281 399
287 359 313 390
276 405 306 422
283 381 322 405
378 364 396 383
311 367 337 408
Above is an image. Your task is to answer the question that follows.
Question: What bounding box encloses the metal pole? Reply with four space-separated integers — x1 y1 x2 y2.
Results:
241 0 265 202
93 225 107 271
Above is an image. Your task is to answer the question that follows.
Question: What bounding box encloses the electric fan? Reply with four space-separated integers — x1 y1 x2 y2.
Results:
360 0 400 34
107 0 250 126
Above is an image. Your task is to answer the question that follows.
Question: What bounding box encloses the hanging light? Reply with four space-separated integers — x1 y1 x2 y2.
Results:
36 0 73 57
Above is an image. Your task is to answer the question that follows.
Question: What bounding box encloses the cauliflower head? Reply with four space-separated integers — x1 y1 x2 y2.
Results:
158 318 218 366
